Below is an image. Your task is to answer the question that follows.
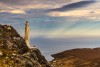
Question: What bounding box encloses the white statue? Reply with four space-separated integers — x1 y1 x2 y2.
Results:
24 21 30 47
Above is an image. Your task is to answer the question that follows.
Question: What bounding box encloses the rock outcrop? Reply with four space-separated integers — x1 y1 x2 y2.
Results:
50 48 100 67
0 24 51 67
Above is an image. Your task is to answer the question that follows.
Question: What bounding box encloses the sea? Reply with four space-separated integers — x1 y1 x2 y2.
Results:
30 37 100 61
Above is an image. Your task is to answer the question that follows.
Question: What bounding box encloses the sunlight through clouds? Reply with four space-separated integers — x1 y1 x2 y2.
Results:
0 0 100 38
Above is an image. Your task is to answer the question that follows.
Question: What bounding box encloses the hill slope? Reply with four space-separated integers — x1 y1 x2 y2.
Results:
0 24 51 67
50 48 100 67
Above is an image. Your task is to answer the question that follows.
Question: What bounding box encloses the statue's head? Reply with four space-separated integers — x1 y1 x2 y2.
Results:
26 20 29 25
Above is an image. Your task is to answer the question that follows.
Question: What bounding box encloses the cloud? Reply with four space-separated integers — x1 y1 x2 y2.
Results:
48 1 95 11
0 0 95 14
48 9 98 17
0 0 35 6
0 9 26 14
0 0 71 5
0 0 100 38
0 0 70 14
48 1 100 21
0 0 72 9
46 0 100 21
48 9 100 20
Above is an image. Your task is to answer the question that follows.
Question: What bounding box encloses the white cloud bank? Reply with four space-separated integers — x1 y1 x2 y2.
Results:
0 0 81 14
48 9 100 20
47 1 100 20
0 9 26 14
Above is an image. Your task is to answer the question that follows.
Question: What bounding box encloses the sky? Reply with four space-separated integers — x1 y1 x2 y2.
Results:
0 0 100 60
0 0 100 38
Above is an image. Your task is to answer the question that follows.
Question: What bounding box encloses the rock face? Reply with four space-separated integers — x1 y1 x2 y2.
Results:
0 24 51 67
50 48 100 67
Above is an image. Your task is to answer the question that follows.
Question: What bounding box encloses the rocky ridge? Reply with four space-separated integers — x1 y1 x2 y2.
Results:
0 24 51 67
50 48 100 67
